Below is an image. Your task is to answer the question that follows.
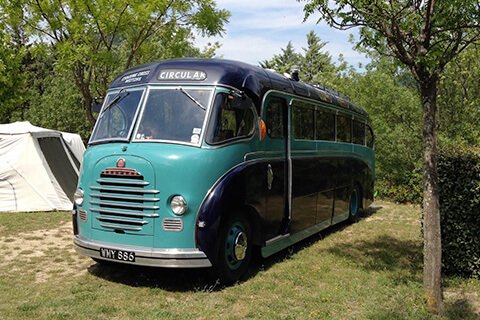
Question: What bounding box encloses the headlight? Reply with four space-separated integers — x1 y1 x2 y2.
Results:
74 188 84 206
170 195 187 215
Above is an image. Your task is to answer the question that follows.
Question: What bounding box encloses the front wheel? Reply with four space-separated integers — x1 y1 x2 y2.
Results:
213 212 253 285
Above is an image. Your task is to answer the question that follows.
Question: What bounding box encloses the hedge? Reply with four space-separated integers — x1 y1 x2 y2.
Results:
438 147 480 278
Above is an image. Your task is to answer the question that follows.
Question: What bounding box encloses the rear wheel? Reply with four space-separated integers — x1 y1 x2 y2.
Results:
213 212 252 285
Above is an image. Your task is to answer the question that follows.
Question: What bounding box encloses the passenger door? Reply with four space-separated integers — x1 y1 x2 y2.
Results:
263 96 290 239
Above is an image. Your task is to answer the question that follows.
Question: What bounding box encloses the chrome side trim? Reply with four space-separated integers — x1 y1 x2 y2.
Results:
90 200 159 211
99 223 143 231
163 218 184 232
96 179 149 186
74 236 212 268
261 219 331 258
265 233 290 245
90 193 160 202
287 100 292 221
90 186 159 194
96 216 148 225
90 208 159 218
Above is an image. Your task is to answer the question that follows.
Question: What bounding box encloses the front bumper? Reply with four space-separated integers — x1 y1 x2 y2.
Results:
74 235 212 268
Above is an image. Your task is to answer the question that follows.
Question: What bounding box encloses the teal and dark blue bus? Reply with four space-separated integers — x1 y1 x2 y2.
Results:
73 59 374 283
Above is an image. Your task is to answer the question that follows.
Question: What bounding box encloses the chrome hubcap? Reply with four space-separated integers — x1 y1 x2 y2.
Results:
233 232 247 261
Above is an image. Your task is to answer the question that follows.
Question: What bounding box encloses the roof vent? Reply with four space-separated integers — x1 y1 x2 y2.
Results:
290 66 300 81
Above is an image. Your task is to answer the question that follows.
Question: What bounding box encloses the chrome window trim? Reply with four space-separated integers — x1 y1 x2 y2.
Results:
88 87 147 145
202 87 259 149
131 85 215 147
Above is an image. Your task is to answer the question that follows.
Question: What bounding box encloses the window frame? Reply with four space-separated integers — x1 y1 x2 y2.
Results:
292 100 315 141
205 90 257 146
336 113 353 143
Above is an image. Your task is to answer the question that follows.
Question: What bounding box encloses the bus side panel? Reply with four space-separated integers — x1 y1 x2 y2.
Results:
291 157 318 233
290 156 336 234
329 156 375 224
352 145 375 209
196 162 268 265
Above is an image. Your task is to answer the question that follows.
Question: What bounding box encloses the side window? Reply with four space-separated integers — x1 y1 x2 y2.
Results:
366 124 374 148
352 120 365 145
293 102 314 140
266 98 285 138
316 110 335 141
336 114 352 143
206 93 255 144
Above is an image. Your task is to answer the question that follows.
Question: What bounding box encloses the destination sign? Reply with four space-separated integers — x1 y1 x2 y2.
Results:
158 69 207 81
120 70 150 84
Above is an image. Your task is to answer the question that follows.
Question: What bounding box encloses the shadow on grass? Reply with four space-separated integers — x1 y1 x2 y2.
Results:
326 235 423 279
88 205 385 292
88 263 218 292
444 298 480 320
250 205 385 273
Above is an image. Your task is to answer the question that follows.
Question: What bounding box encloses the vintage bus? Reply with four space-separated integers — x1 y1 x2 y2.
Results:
73 59 374 284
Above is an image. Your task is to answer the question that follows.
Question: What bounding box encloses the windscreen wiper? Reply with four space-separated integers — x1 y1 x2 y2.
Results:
101 89 129 114
176 87 206 111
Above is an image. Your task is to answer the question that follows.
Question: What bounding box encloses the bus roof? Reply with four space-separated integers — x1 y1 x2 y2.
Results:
110 58 368 117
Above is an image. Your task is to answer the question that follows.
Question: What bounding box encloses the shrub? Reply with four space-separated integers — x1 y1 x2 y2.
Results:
438 147 480 278
377 177 422 204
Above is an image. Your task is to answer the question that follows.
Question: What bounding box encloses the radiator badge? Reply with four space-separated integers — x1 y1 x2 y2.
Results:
116 158 126 168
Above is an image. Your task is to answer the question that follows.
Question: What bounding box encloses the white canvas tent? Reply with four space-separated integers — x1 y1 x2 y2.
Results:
0 121 85 212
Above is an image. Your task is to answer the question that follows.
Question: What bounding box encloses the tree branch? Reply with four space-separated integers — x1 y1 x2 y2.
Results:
108 3 129 49
85 2 108 48
34 0 60 41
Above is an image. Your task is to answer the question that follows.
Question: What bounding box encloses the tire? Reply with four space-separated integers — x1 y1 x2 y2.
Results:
213 212 253 285
349 186 361 221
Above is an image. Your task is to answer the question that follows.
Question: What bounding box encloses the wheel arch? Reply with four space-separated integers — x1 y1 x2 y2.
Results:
353 180 364 210
195 161 266 264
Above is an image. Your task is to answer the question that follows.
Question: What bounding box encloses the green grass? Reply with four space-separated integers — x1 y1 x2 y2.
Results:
0 211 70 237
0 202 478 319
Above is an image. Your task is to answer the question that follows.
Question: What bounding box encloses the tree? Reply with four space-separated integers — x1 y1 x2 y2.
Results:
302 30 335 83
260 41 303 74
260 32 336 85
0 3 27 122
9 0 229 125
337 57 423 203
302 0 480 313
437 45 480 146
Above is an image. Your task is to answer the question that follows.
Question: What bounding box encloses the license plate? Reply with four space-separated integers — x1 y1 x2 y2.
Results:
99 247 135 262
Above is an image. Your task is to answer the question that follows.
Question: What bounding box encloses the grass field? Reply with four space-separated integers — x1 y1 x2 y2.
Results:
0 202 478 319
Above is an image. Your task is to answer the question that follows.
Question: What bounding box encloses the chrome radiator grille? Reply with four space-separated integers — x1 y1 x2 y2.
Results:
90 170 160 234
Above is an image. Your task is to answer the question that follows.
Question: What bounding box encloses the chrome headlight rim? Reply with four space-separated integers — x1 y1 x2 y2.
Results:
74 188 84 206
170 195 187 215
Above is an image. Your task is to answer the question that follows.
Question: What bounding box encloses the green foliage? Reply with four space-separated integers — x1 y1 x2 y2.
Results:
260 31 337 85
0 29 26 122
438 147 480 278
1 0 230 125
260 41 303 75
335 58 423 203
0 0 228 140
438 46 480 147
24 71 92 140
302 0 480 79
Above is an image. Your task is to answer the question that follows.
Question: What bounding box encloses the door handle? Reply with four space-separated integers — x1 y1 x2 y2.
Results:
267 164 273 190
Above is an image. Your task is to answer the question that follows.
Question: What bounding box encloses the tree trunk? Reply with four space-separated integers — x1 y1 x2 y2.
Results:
83 93 96 125
420 77 443 314
73 63 96 125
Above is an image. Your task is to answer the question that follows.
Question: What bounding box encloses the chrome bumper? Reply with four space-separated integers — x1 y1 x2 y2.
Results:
74 235 212 268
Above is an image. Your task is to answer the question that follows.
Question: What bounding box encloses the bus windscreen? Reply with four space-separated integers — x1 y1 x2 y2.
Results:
134 88 211 144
